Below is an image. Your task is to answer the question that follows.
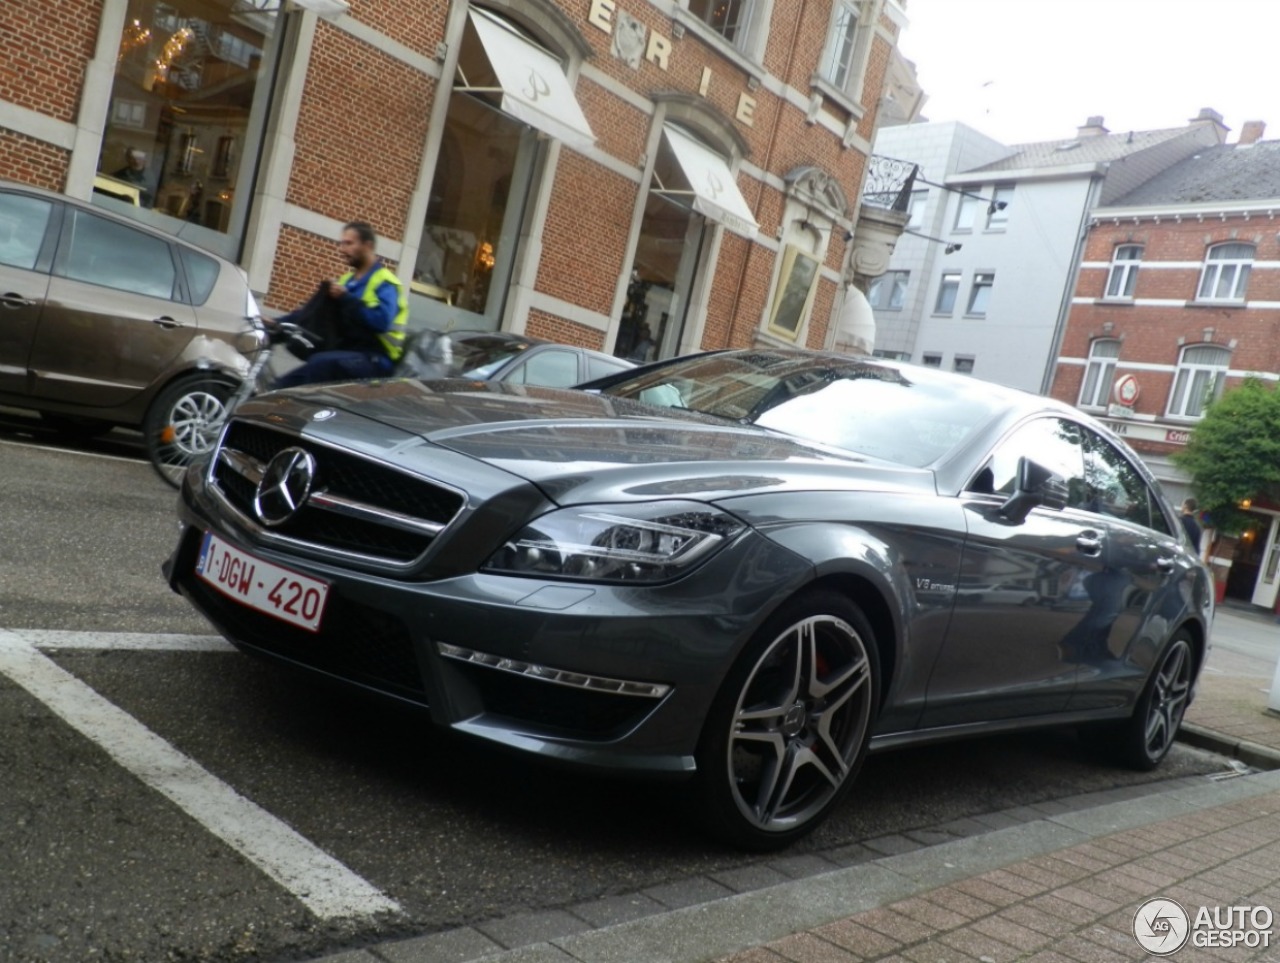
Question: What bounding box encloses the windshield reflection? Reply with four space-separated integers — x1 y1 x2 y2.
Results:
601 352 1004 467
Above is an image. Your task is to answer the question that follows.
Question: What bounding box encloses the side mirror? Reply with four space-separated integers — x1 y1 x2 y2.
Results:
998 457 1069 523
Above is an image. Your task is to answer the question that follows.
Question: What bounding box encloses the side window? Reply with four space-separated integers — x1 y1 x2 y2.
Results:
968 417 1086 509
62 210 177 300
1082 430 1171 534
0 193 54 271
507 349 579 387
586 355 630 381
179 247 220 305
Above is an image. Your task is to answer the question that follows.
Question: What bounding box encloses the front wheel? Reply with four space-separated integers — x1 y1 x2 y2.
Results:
694 590 880 851
144 375 235 488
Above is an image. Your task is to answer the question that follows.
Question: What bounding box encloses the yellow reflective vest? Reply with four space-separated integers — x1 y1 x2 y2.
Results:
339 264 408 362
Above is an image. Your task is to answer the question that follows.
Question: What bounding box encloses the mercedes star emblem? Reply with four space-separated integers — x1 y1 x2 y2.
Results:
253 447 316 527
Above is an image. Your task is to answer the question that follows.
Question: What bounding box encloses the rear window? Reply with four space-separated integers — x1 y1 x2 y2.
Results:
180 247 220 305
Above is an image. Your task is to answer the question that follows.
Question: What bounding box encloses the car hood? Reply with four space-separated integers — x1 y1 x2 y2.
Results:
283 379 937 503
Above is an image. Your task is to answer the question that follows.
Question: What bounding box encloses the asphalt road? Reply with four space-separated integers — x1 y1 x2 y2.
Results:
0 428 1241 963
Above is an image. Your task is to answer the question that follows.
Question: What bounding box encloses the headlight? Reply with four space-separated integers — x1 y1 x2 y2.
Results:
483 502 745 584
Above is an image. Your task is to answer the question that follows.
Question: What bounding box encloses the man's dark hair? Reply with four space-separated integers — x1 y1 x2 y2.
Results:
1183 497 1198 513
343 220 377 247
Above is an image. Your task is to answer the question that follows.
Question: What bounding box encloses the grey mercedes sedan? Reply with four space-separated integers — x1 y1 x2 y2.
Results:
164 349 1212 849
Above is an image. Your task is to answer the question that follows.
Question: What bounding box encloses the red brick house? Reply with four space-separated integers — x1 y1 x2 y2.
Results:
1047 123 1280 606
0 0 910 361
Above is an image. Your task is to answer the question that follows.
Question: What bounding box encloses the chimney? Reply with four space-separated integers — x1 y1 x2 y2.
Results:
1239 120 1267 145
1191 107 1229 143
1077 115 1109 138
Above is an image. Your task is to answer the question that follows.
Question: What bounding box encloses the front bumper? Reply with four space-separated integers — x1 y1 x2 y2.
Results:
165 468 813 775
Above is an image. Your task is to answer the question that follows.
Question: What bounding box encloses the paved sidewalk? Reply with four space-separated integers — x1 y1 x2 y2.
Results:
312 608 1280 963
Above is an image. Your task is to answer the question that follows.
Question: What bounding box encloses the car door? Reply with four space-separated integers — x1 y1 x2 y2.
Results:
29 207 196 407
1067 428 1185 711
921 416 1106 727
0 190 60 397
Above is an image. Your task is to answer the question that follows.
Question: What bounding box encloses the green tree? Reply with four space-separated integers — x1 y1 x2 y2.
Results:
1173 377 1280 535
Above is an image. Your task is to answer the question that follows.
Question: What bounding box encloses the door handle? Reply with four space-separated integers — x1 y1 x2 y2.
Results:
152 316 186 329
1155 557 1176 573
0 292 35 309
1076 531 1103 556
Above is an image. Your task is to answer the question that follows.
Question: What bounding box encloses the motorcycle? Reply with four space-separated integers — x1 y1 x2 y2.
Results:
145 318 454 487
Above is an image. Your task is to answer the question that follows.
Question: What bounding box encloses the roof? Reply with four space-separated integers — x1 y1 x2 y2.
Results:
1103 140 1280 207
961 126 1201 175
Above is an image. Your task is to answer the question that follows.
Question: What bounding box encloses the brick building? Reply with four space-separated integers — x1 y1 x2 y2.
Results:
0 0 910 363
1047 124 1280 607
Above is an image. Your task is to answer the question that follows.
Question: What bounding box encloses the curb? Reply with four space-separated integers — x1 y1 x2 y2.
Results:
1177 721 1280 772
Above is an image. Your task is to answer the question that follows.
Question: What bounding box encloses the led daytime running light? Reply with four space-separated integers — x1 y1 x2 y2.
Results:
437 642 670 698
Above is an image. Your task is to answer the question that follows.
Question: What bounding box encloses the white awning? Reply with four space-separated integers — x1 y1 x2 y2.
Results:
465 10 595 154
661 125 758 239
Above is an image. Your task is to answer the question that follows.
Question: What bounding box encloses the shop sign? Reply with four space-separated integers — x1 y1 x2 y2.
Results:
1100 419 1191 447
1113 372 1140 407
587 0 757 127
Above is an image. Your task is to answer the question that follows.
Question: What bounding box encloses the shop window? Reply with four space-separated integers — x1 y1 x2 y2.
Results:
1167 344 1229 419
1078 338 1120 409
413 8 594 331
616 122 756 362
94 0 282 256
1196 242 1253 302
1105 244 1142 299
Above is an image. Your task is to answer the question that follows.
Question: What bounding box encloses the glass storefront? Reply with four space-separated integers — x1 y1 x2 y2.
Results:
94 0 281 256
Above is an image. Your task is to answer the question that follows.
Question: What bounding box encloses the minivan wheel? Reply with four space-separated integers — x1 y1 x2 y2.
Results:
694 590 879 851
144 375 235 487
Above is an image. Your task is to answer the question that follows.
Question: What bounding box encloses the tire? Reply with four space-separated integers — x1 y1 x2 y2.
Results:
39 412 112 439
144 374 235 488
693 590 880 851
1083 631 1195 771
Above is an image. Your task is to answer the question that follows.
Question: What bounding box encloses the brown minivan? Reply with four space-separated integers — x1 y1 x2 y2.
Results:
0 180 258 445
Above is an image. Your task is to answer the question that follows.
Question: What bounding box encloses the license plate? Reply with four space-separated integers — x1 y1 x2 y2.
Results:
195 532 329 632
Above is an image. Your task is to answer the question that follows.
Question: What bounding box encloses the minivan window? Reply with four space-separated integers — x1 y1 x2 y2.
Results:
0 193 53 271
179 247 220 305
63 209 176 300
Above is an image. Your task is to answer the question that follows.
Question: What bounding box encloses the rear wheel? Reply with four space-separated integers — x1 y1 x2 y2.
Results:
694 590 880 851
144 375 235 488
1081 630 1194 771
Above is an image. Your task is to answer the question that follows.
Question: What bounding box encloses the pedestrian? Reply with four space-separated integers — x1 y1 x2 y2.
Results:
270 221 408 389
1180 497 1202 554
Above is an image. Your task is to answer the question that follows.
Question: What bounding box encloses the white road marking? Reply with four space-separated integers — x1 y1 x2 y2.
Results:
15 629 231 652
0 629 400 920
0 436 142 464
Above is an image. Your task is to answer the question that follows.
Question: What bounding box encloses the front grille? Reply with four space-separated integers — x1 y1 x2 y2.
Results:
180 567 427 703
211 420 465 566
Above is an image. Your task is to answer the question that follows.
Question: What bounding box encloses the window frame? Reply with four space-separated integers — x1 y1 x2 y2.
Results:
1078 338 1121 409
680 0 767 57
867 269 909 311
934 270 960 314
1166 343 1230 420
921 353 942 368
819 0 869 95
984 185 1013 230
966 271 995 317
953 192 980 232
1104 244 1143 300
767 242 823 341
1196 242 1254 303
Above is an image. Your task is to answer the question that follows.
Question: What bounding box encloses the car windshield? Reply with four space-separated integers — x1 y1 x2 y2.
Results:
450 336 531 379
599 352 1005 466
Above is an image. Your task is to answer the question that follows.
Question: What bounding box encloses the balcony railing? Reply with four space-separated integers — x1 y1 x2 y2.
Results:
860 155 918 213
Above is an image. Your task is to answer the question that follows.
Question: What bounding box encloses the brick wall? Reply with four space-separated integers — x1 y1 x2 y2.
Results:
0 0 98 125
0 128 70 190
1051 215 1280 415
525 309 605 350
286 21 436 243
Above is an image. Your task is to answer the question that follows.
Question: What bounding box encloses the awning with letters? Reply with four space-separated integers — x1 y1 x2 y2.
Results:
659 125 758 239
461 9 595 154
